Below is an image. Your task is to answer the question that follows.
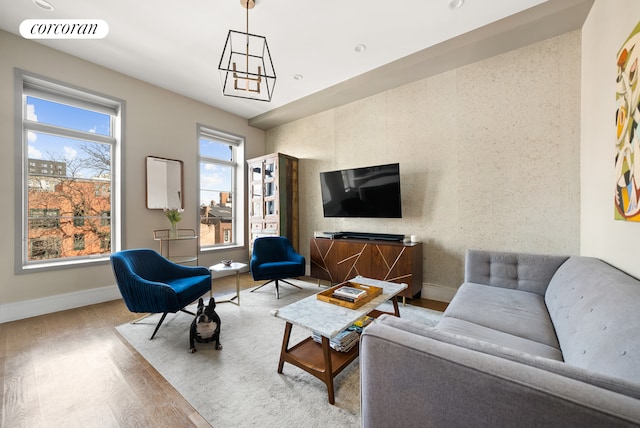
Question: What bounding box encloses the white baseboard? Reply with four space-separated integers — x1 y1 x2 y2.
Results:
420 282 458 303
1 284 122 323
2 268 254 324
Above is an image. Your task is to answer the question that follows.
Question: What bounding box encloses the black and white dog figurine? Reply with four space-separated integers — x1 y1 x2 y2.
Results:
189 297 222 353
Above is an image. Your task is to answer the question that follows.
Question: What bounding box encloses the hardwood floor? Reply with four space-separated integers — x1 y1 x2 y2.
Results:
1 274 447 428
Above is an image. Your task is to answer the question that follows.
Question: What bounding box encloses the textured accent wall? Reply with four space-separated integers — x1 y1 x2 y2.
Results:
266 30 581 295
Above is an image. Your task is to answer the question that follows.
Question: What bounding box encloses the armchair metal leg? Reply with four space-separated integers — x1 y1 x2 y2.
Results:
150 312 168 340
251 278 302 299
276 279 302 299
146 308 196 340
250 279 275 293
131 313 153 324
278 279 302 289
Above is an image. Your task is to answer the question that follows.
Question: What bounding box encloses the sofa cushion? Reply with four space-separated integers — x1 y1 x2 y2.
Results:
374 314 640 401
546 257 640 384
443 282 560 349
465 249 569 295
436 317 563 360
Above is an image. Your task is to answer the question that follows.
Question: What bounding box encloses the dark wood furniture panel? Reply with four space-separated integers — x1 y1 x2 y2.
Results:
335 240 372 281
310 238 423 299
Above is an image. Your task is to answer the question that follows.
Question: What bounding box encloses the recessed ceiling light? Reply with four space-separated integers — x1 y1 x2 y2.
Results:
293 74 304 81
33 0 55 11
354 44 366 53
449 0 464 9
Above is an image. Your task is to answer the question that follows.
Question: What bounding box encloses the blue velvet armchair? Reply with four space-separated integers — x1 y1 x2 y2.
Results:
110 248 211 339
250 236 305 299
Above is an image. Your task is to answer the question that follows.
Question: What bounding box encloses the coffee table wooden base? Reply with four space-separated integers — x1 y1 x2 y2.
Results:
278 322 359 404
277 299 400 404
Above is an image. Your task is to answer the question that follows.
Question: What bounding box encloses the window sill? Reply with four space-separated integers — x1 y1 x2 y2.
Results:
17 255 110 274
200 243 245 253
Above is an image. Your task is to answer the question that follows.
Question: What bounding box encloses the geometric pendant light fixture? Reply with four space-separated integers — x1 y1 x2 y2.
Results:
218 0 276 101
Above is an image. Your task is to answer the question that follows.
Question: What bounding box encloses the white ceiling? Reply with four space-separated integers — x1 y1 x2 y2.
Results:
0 0 593 129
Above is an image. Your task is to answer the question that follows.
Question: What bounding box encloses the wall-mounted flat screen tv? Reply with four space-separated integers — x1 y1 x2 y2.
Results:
320 163 402 218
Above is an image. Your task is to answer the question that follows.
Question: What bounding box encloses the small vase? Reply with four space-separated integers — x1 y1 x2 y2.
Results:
170 222 178 239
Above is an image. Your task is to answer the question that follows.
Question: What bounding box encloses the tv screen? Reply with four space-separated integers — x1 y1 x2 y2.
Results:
320 163 402 218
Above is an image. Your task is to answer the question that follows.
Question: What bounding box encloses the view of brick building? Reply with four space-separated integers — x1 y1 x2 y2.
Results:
28 162 111 261
28 157 233 259
200 191 232 246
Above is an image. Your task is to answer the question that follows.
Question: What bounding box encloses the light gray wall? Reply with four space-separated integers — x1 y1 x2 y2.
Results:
266 30 582 298
581 0 640 279
0 30 265 308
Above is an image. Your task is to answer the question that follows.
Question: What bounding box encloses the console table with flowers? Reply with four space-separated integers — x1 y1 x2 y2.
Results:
152 228 198 265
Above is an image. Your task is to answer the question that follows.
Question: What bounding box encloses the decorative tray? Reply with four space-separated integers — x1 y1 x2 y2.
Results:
317 281 383 310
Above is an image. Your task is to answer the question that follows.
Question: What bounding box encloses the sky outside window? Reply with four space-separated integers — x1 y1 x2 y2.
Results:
26 96 111 135
26 96 111 179
200 138 232 160
200 137 233 207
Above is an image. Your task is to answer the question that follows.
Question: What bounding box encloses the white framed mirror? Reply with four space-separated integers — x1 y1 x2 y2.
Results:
146 156 184 209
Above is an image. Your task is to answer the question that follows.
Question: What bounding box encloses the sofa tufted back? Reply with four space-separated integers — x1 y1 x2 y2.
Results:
546 257 640 385
464 249 569 295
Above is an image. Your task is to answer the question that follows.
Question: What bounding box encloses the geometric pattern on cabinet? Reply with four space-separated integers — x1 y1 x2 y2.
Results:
310 237 423 299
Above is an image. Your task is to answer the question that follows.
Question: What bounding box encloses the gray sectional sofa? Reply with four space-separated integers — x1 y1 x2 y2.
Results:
360 249 640 427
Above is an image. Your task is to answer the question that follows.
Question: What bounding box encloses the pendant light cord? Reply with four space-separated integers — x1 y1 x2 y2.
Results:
245 1 250 89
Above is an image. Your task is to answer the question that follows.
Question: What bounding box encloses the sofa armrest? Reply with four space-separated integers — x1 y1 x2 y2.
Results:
464 249 569 295
360 321 640 428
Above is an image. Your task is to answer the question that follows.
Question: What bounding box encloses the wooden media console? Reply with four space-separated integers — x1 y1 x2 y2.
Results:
310 237 423 301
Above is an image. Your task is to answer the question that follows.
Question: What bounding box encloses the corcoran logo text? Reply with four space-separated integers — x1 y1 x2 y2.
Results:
20 19 109 39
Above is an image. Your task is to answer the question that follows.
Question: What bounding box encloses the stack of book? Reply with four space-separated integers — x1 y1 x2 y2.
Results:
312 329 359 352
349 316 374 333
331 286 368 303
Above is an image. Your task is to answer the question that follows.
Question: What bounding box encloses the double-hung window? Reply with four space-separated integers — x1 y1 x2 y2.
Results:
16 71 123 271
198 125 244 250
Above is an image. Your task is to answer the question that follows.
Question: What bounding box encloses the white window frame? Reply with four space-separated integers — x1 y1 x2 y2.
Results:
14 69 125 273
197 124 244 251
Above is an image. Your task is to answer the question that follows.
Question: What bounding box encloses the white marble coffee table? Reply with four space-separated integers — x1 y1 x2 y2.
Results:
209 262 247 305
272 276 407 404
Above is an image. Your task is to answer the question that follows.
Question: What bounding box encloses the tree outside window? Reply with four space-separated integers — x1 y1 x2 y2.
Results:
29 237 61 260
73 207 85 227
18 72 122 269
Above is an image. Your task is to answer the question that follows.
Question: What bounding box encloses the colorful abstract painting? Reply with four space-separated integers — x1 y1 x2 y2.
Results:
615 21 640 221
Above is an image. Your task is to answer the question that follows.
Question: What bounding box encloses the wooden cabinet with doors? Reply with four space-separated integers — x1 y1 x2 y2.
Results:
247 153 299 252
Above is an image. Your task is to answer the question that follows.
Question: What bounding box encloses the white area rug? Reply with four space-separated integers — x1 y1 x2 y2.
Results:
116 279 442 428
